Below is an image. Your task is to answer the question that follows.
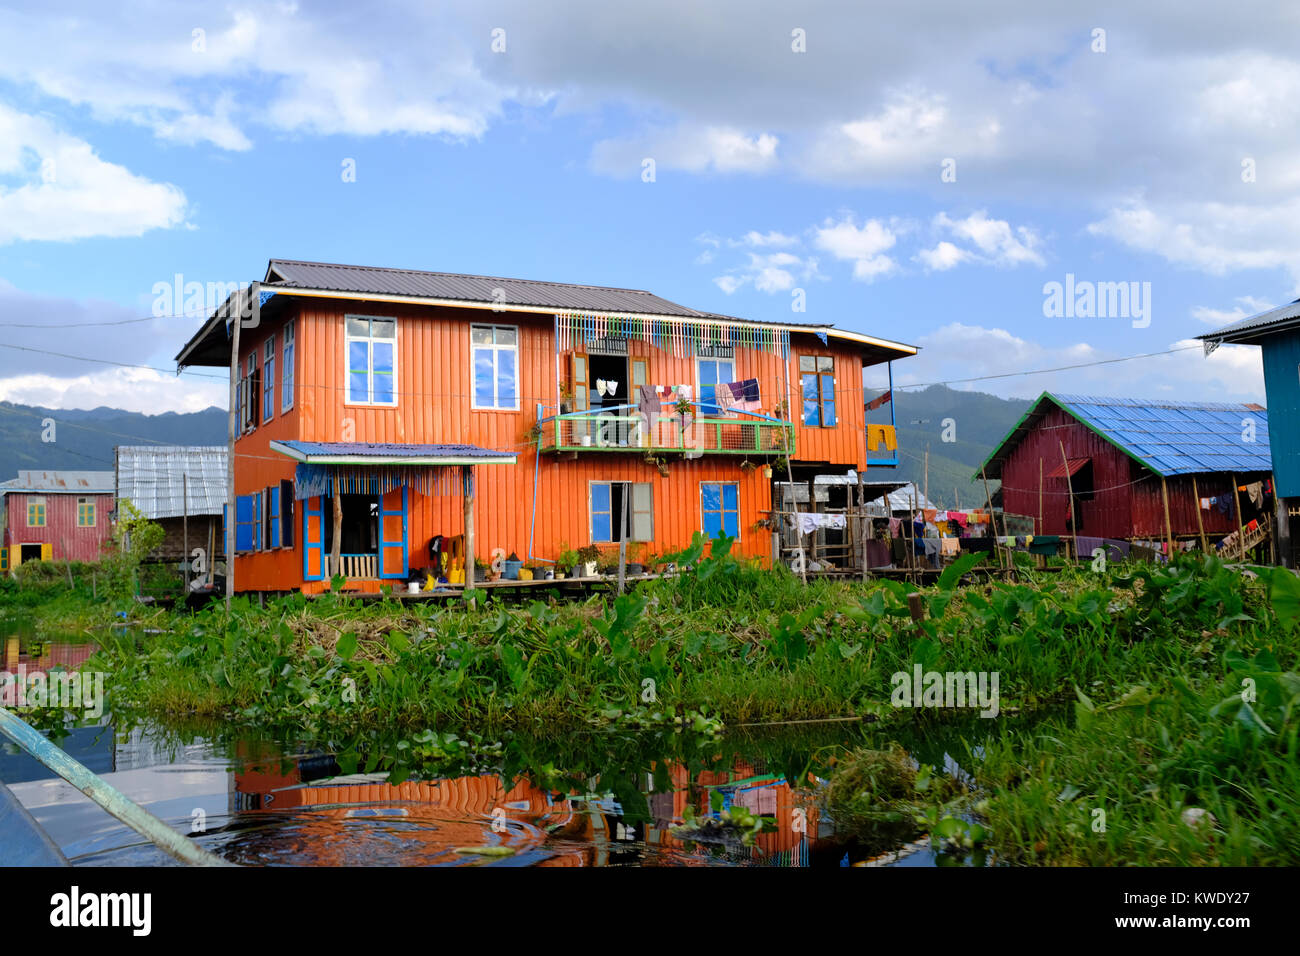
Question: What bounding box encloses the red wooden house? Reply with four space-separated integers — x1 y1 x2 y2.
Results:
174 260 915 593
977 393 1274 553
0 471 114 571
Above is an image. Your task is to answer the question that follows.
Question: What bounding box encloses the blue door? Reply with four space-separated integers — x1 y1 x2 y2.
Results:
378 486 408 579
303 496 325 581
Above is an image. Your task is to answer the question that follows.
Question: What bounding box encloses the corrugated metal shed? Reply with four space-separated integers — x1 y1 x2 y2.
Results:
115 446 227 520
981 393 1271 478
0 471 114 493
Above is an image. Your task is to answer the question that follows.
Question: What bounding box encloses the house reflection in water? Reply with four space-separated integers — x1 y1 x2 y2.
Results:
231 748 818 866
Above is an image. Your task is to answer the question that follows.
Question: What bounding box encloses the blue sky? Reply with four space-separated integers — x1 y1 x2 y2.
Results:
0 0 1296 413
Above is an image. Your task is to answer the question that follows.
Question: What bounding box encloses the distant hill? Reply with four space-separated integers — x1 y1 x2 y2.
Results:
866 385 1033 508
0 402 227 472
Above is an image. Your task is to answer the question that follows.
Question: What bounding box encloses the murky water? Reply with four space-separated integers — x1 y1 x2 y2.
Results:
1 627 981 867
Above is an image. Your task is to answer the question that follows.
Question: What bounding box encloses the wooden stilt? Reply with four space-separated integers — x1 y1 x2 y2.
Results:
1232 472 1246 561
1160 475 1174 559
1059 442 1077 562
1191 475 1208 552
331 474 342 582
464 467 476 589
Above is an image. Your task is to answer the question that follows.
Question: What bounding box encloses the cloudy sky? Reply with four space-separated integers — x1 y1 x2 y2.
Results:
0 0 1294 418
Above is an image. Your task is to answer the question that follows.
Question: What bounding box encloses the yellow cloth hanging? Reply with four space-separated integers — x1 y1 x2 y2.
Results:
866 424 898 451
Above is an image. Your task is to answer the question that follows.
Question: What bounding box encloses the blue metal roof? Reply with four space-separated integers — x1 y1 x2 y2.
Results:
1050 394 1271 476
270 440 515 465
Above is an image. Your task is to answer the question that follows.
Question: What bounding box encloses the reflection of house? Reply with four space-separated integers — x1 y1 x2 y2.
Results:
231 749 817 866
1198 304 1300 566
0 471 114 571
978 393 1274 556
114 446 227 565
174 259 915 592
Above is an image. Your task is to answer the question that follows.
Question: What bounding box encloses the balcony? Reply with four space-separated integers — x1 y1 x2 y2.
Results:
539 403 794 457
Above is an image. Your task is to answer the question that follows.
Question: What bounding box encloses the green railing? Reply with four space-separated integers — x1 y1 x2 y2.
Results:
539 402 794 456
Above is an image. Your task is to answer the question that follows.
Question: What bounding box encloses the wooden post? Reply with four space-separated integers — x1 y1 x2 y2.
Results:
463 467 476 589
806 477 818 569
207 518 216 586
182 472 189 596
1231 472 1246 561
1059 441 1077 562
1160 475 1174 560
1191 475 1208 552
907 592 925 638
226 305 241 611
330 473 342 582
859 470 870 583
617 485 629 594
1038 458 1044 535
923 445 930 513
980 465 1003 571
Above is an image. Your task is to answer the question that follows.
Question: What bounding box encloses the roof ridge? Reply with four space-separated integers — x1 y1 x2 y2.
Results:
269 258 687 302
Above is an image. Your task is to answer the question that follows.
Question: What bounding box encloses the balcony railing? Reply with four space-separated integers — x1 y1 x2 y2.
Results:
539 402 794 456
323 553 379 580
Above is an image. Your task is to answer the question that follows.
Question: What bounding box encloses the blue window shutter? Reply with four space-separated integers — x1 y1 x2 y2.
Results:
235 495 254 553
270 489 281 549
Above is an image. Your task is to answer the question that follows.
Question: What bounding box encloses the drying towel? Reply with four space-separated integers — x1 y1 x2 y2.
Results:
714 381 737 417
726 379 760 412
952 511 968 528
923 508 937 523
638 384 659 429
792 511 847 535
865 424 898 452
888 517 901 536
940 537 960 556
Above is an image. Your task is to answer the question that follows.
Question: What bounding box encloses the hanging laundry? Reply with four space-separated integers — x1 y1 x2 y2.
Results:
714 381 737 417
638 385 659 429
940 537 960 556
1247 481 1263 507
865 424 898 452
865 390 892 411
791 512 847 535
923 508 937 523
888 517 901 536
725 379 760 412
596 379 608 397
1200 497 1212 510
607 380 619 397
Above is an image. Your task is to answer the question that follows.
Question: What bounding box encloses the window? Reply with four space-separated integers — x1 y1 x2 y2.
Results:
282 320 295 412
590 481 653 542
263 335 275 424
346 316 397 405
240 352 260 431
77 497 95 527
279 479 295 548
800 355 836 427
701 482 739 539
472 324 518 409
27 496 46 527
697 358 735 416
234 495 255 553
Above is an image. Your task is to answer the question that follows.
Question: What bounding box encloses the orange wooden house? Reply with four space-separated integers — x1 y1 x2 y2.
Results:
174 260 914 593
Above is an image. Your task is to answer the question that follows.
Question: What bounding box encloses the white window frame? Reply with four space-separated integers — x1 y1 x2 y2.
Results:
470 323 520 411
588 480 653 543
281 320 295 413
345 315 398 408
262 334 276 424
696 356 735 415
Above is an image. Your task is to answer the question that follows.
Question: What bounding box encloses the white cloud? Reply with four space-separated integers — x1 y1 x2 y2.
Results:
893 322 1265 403
812 216 898 282
591 124 779 176
933 211 1045 267
712 251 819 295
0 105 188 244
0 367 225 415
915 240 971 271
1191 296 1274 326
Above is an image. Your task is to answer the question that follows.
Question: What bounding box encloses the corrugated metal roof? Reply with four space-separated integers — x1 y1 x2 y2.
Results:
984 393 1272 478
115 446 228 519
266 259 713 319
0 471 114 493
271 440 515 464
1197 299 1300 343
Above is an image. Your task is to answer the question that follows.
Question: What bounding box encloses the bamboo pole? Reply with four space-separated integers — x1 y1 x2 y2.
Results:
182 472 189 597
1191 475 1208 552
923 445 930 512
1160 475 1174 559
330 473 342 581
464 467 476 590
980 466 1003 570
617 485 629 594
1059 442 1077 562
226 308 241 611
1232 472 1246 560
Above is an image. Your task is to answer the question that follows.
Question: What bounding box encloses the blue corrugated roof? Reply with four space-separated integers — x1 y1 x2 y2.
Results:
1050 393 1271 476
270 440 515 465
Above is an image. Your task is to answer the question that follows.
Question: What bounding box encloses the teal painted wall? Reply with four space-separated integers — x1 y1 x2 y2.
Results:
1261 329 1300 497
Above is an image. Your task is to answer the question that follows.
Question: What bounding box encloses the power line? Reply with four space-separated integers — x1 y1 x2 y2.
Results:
880 344 1203 391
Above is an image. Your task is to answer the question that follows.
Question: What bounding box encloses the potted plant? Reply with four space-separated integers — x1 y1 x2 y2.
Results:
559 383 574 415
558 546 577 579
503 551 523 580
577 543 600 578
473 556 491 582
626 541 645 576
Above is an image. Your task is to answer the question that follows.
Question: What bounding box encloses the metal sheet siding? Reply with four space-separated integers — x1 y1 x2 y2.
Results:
1261 330 1300 497
3 492 112 562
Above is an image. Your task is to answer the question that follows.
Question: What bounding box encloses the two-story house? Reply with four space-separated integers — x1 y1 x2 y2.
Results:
174 260 915 593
